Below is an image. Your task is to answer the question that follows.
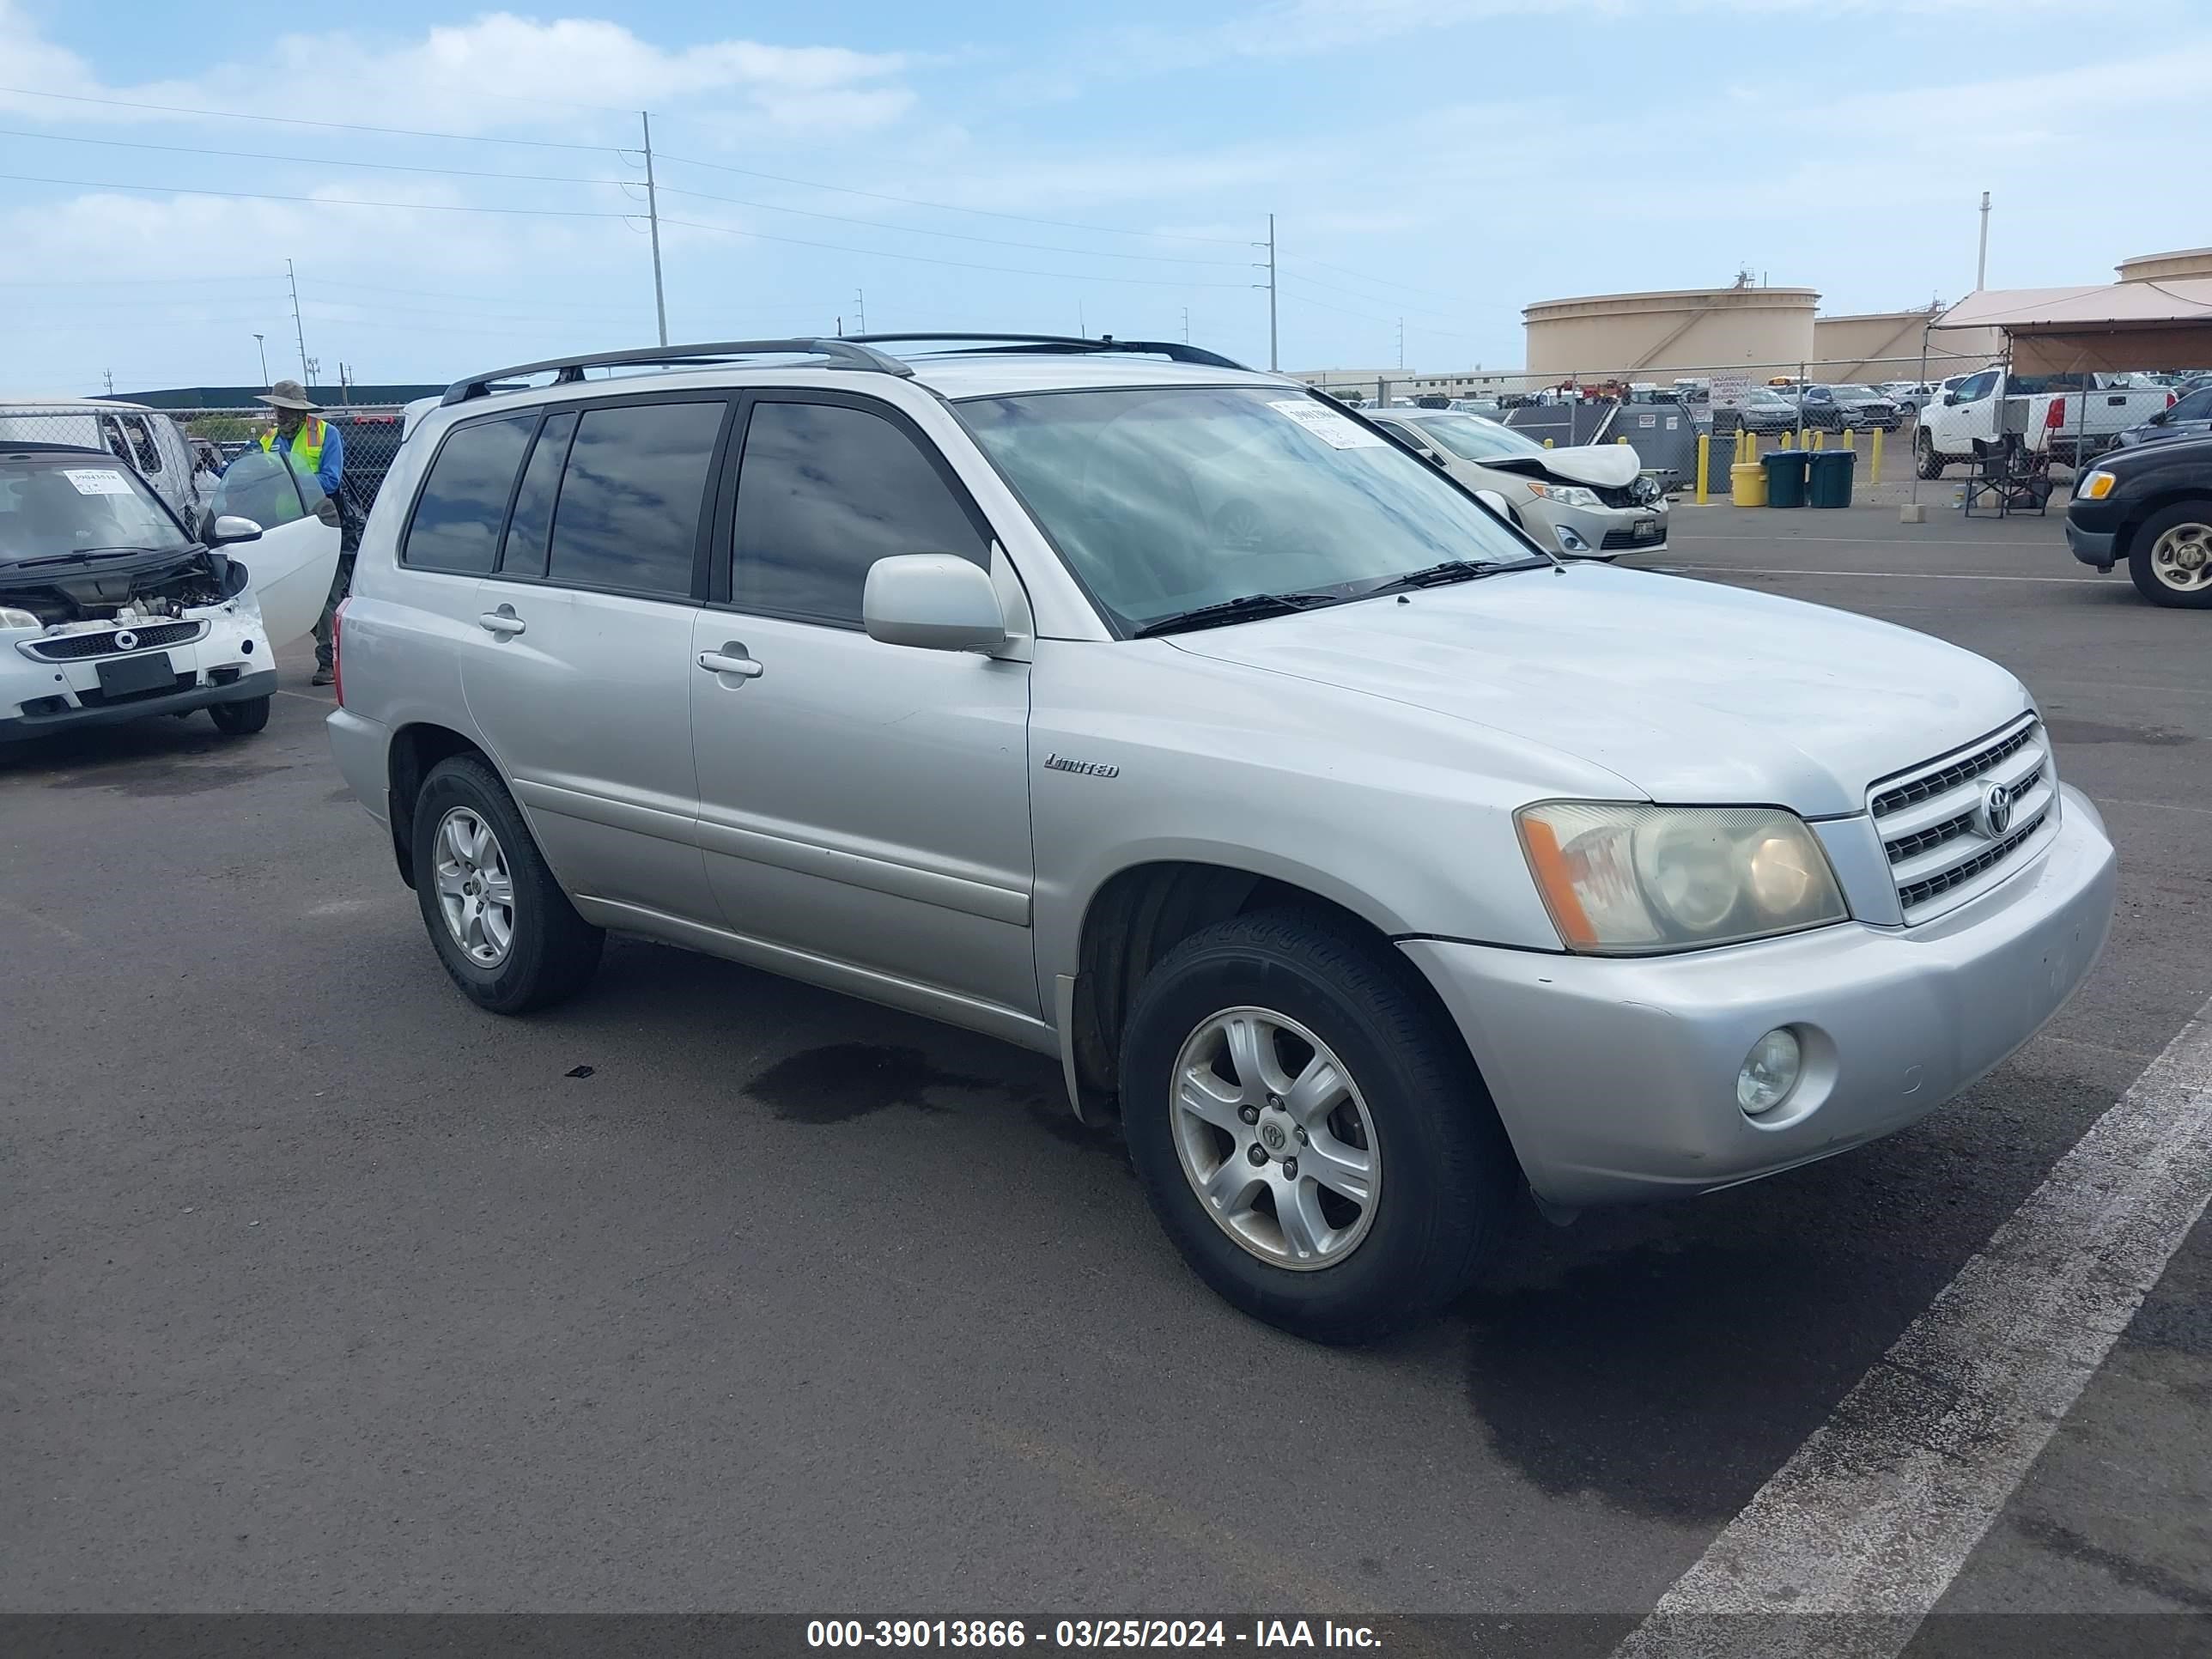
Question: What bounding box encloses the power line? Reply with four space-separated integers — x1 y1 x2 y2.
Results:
0 173 633 218
0 85 628 152
652 181 1249 266
0 126 629 186
654 216 1252 287
652 149 1248 246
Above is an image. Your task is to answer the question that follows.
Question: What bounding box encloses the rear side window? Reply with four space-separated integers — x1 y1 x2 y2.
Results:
497 410 578 579
545 400 723 599
2171 388 2212 422
732 399 988 627
404 415 534 574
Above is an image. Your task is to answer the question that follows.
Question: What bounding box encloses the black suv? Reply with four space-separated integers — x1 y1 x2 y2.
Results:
2067 434 2212 608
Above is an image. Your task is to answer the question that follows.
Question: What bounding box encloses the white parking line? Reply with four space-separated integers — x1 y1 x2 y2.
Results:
276 689 334 704
1617 990 2212 1659
1663 562 2104 585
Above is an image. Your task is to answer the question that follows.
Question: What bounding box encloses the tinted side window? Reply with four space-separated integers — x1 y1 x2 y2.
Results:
498 410 578 579
1954 372 1998 404
404 415 534 574
2172 389 2212 422
545 400 723 599
733 400 988 627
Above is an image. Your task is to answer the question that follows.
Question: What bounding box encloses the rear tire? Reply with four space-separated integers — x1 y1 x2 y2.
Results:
1120 910 1517 1344
208 695 270 736
1916 429 1949 479
411 754 605 1013
2128 500 2212 609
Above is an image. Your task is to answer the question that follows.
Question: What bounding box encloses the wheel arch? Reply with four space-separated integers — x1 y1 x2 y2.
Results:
386 721 494 889
1061 857 1474 1121
2114 487 2212 562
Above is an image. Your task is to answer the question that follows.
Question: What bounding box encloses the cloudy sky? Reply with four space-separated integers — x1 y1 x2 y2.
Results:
3 0 2207 396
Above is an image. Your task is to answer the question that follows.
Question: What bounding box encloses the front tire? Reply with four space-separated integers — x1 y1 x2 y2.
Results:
208 696 270 736
411 754 605 1013
1120 911 1517 1344
2128 500 2212 608
1916 429 1949 479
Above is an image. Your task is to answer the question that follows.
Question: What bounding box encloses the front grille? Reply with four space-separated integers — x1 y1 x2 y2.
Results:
20 620 207 661
1599 526 1665 550
71 671 196 708
1870 716 2057 921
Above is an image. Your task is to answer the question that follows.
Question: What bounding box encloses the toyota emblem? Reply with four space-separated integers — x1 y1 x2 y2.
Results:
112 629 139 652
1977 780 2014 839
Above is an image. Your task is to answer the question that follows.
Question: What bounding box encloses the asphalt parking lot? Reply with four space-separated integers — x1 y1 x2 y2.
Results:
4 502 2208 1648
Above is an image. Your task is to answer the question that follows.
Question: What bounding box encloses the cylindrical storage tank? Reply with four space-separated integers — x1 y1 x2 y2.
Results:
2117 249 2212 283
1523 287 1818 380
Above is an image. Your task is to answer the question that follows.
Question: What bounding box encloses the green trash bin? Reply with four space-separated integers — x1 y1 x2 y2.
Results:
1762 449 1809 508
1807 447 1857 508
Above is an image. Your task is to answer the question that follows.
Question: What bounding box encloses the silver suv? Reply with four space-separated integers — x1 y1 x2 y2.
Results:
330 335 2118 1342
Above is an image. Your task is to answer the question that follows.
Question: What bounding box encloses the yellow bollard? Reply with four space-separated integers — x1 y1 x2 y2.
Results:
1696 433 1711 504
1543 437 1554 448
1871 426 1885 483
1781 430 1793 450
1617 435 1629 445
1844 429 1856 454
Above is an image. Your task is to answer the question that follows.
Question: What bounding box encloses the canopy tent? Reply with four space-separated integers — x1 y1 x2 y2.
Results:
1929 281 2212 374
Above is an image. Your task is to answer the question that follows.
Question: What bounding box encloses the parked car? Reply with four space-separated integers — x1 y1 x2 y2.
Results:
1367 407 1666 556
1 441 337 740
330 333 2116 1343
1732 386 1804 434
1801 384 1900 431
2112 384 2212 450
2067 434 2212 608
1878 380 1943 416
1917 370 2175 476
0 399 209 524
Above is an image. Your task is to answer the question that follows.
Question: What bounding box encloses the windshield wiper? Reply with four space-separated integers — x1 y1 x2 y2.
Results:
7 546 166 568
1132 590 1346 638
1364 556 1554 594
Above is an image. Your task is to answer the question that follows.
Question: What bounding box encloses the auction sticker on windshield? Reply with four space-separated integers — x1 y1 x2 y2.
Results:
1267 400 1386 448
62 468 133 495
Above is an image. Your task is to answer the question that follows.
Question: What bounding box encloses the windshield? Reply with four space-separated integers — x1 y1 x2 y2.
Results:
1411 413 1548 461
0 455 190 563
1830 385 1881 402
958 386 1536 633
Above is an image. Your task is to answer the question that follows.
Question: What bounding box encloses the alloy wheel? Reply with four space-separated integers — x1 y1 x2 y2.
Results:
2148 520 2212 593
1169 1006 1381 1270
433 806 516 967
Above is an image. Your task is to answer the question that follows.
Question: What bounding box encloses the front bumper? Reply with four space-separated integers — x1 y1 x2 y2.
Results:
1544 499 1668 557
1401 785 2117 1207
2065 518 2118 569
1 605 276 742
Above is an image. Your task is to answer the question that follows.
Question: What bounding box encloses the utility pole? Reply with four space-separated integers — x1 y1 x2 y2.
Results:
1181 307 1190 344
855 289 867 333
1079 300 1086 337
287 259 310 383
1976 190 1991 291
102 368 113 396
252 333 269 386
1396 318 1405 371
1266 214 1279 371
642 111 668 346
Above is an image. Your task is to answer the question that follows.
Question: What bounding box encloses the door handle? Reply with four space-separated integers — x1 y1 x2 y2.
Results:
477 610 526 637
697 648 763 679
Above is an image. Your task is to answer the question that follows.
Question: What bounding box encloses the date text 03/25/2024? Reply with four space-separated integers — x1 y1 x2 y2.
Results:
805 1620 1382 1650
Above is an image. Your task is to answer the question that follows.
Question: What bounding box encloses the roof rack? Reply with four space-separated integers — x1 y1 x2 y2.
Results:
441 337 914 405
847 333 1252 372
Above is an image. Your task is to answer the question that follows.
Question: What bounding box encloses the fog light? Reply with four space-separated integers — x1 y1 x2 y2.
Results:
1555 525 1591 552
1737 1028 1802 1115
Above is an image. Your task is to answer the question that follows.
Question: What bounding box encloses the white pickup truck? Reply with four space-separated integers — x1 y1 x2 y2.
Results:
1917 368 2175 477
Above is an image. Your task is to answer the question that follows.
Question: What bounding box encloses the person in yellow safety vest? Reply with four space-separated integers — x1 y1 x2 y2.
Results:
254 379 351 686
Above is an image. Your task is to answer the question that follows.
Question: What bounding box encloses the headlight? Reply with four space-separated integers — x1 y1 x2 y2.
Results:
1528 482 1601 508
2077 470 2117 500
1516 802 1849 954
0 606 42 631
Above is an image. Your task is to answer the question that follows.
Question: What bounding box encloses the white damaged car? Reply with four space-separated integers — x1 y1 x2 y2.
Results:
2 441 337 741
1367 407 1667 557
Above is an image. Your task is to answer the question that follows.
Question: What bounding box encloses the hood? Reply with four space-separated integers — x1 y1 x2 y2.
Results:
1503 443 1641 489
1165 565 2030 817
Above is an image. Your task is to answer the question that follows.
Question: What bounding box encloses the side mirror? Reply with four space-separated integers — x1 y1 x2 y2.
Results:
863 554 1007 653
208 514 263 544
1422 447 1447 465
2148 410 2168 425
1473 488 1513 518
1942 392 1960 406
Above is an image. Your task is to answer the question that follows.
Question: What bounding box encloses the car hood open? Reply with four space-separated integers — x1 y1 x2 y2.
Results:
1165 564 2031 817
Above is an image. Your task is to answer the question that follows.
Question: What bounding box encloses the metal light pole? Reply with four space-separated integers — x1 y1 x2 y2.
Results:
1267 214 1279 371
287 259 311 382
252 333 269 386
642 111 668 347
1976 191 1990 291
